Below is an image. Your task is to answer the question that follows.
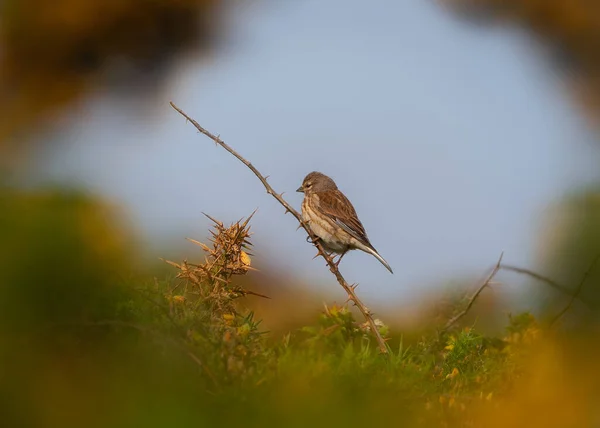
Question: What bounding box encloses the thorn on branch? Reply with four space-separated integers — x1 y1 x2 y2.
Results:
305 235 320 245
202 212 223 227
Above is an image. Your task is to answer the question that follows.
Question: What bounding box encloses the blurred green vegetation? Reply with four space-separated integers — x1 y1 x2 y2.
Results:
0 187 133 331
531 188 600 325
1 190 599 427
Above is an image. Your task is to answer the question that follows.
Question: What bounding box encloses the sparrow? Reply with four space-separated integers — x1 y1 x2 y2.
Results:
296 171 393 274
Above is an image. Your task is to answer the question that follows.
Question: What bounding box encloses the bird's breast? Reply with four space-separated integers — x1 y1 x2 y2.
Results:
301 195 349 253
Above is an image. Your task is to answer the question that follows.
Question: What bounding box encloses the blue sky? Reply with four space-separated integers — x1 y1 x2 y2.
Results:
36 0 600 305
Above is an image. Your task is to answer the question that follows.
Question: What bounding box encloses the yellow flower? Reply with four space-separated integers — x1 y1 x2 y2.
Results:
446 367 460 379
172 295 185 303
240 251 251 266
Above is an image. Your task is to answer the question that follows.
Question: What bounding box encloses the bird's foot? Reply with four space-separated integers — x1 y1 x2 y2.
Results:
332 250 348 268
306 235 321 245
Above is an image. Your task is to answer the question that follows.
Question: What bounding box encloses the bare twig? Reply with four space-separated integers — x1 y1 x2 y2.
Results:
233 287 271 299
499 264 592 311
442 252 504 332
500 264 574 296
170 101 389 354
550 254 600 326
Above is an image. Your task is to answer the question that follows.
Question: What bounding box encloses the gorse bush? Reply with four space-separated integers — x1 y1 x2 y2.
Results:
158 213 269 386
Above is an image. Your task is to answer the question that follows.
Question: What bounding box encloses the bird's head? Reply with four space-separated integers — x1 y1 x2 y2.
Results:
296 171 338 194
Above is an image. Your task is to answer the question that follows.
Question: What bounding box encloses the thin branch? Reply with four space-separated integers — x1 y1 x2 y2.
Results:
499 264 592 311
550 254 600 326
170 101 389 355
500 264 574 296
442 252 504 332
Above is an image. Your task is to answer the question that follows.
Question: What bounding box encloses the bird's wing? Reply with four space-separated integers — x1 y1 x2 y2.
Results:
316 190 373 247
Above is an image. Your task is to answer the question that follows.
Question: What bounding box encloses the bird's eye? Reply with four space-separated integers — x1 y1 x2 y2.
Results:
305 183 311 188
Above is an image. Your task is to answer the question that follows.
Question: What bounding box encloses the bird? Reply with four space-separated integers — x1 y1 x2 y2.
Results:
296 171 393 274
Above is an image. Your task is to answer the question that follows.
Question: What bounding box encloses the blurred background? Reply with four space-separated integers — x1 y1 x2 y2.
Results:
5 0 600 315
2 0 600 425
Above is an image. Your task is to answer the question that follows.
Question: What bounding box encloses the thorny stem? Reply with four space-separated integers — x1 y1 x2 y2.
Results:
170 102 389 355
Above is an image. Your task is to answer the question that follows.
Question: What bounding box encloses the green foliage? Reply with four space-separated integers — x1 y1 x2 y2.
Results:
506 311 537 335
442 328 487 378
0 194 591 427
0 187 133 334
537 189 600 321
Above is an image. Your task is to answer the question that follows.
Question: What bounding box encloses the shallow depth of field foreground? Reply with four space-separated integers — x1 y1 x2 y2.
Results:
2 188 600 428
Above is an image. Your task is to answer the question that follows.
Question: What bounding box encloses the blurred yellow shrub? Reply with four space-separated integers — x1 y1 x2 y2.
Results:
0 0 223 154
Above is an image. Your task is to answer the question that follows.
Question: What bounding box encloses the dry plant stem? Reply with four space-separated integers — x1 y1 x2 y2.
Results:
500 264 590 309
500 264 575 296
550 254 600 326
170 101 389 355
442 252 504 332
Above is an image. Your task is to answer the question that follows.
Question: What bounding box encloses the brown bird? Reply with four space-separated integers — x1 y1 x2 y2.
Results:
296 171 393 274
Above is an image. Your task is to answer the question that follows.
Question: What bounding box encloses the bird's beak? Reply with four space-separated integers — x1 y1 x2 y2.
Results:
296 186 304 193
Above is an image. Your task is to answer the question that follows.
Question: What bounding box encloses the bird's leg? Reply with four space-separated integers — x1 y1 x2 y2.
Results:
332 250 348 268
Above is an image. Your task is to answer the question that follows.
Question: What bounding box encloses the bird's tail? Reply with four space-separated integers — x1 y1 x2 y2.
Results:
364 246 393 274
